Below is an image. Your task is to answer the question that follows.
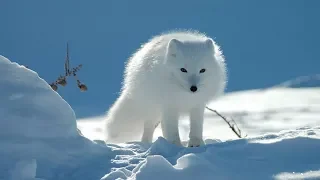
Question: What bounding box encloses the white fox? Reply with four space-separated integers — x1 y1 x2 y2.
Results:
104 30 227 147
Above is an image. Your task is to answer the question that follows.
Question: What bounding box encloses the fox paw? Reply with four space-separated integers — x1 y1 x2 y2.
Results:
166 136 183 146
170 139 183 147
188 137 205 147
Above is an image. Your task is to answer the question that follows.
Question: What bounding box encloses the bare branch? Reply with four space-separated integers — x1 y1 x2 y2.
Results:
49 43 87 92
205 106 246 138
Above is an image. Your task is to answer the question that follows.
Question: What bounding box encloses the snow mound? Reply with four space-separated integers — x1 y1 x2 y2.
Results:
0 55 77 138
10 159 45 180
275 74 320 88
0 55 110 180
102 126 320 180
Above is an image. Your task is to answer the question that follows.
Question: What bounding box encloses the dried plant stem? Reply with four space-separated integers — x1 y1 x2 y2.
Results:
205 106 246 138
49 42 87 92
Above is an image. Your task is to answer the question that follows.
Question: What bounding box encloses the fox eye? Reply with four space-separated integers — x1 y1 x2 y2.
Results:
199 69 206 73
180 68 187 73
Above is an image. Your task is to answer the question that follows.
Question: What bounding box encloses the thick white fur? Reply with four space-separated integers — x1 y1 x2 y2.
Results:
104 30 227 147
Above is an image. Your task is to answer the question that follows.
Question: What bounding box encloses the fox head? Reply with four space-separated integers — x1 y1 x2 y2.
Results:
164 37 226 97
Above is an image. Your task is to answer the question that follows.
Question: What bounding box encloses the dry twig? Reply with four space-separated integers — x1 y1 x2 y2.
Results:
205 106 246 138
49 42 87 92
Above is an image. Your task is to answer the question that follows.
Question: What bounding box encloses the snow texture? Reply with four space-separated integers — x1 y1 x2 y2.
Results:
0 55 77 138
79 87 320 142
1 55 320 180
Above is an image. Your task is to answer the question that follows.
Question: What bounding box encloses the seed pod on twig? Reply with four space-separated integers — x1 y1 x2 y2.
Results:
58 78 67 86
50 83 58 91
78 83 88 92
48 42 87 92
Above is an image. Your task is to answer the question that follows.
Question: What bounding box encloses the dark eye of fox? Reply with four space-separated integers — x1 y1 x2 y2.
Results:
180 68 188 73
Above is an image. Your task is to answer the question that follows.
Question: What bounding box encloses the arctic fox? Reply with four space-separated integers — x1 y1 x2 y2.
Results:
104 30 227 147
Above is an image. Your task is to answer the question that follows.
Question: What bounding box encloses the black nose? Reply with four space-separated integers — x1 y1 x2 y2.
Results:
190 86 197 92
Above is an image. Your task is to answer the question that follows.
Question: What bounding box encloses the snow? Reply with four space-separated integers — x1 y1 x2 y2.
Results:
1 54 320 180
10 159 44 180
102 128 320 180
78 87 320 142
0 55 77 138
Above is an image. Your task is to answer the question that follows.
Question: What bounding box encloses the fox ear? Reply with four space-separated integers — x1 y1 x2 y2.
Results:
168 38 182 48
167 38 182 57
205 38 214 49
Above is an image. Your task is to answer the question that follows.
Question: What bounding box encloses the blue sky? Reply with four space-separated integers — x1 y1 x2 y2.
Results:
1 0 319 118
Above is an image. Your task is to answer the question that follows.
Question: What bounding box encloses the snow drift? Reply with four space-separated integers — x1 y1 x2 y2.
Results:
0 55 109 179
1 55 320 180
0 55 77 138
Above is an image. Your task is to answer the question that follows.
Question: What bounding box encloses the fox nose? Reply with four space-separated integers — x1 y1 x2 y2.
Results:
190 86 198 92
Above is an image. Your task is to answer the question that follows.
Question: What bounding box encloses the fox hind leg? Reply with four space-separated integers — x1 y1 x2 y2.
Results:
141 119 160 143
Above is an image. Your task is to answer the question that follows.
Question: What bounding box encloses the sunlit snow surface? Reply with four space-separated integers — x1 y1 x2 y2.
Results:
1 55 319 180
78 87 320 142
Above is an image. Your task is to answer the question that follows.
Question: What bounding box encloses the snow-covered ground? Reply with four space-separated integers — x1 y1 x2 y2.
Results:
78 87 320 143
1 55 320 180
